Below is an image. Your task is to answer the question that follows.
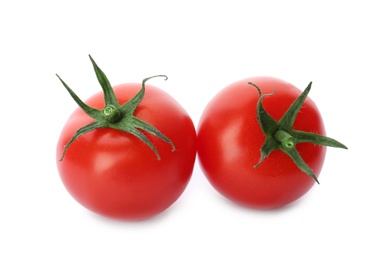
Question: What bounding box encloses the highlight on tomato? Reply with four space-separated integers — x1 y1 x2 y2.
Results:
56 55 196 221
197 76 347 209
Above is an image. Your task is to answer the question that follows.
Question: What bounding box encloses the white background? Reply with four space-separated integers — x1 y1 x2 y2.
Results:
1 0 387 259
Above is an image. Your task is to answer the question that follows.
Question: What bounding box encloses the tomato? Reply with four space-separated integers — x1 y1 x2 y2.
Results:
56 56 196 220
197 76 346 209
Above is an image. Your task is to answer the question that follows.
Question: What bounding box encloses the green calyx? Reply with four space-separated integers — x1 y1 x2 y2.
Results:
248 81 347 184
57 55 175 161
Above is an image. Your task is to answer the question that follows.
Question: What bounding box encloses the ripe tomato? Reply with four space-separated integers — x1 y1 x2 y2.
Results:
56 57 196 220
197 76 346 209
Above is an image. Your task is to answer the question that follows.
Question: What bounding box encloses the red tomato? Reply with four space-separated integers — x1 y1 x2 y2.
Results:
57 83 196 220
197 76 345 209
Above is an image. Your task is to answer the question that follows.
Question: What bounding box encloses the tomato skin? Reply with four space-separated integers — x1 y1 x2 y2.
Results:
197 77 326 209
57 83 196 220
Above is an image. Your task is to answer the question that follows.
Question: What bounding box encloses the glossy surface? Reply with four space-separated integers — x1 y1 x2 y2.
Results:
197 77 326 209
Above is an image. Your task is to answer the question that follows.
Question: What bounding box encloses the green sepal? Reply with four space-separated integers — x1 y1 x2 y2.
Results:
89 55 119 107
248 81 347 183
278 82 312 130
57 55 175 161
290 130 347 148
56 74 104 122
59 121 108 161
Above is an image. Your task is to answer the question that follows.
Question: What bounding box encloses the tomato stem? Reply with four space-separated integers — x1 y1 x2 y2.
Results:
275 129 296 149
103 105 122 123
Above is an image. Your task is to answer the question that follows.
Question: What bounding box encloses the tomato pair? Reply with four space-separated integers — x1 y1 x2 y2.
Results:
56 56 346 220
